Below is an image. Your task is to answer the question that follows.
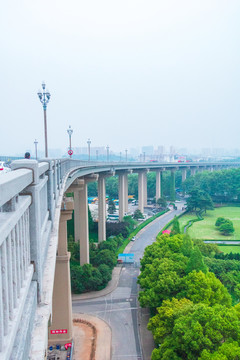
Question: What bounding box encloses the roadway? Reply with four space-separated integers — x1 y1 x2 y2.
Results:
72 202 185 360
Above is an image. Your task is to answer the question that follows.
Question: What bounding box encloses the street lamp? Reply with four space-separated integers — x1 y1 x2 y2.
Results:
125 149 128 162
120 152 122 162
34 139 38 160
67 125 73 158
143 152 146 162
37 81 51 157
87 138 91 161
106 145 110 162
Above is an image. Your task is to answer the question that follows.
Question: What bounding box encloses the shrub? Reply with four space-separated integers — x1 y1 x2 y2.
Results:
92 249 117 269
215 217 226 227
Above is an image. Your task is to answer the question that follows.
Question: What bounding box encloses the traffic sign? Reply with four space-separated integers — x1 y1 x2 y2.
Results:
68 150 73 156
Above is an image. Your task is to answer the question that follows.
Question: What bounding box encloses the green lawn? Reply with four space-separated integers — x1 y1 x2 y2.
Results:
179 207 240 240
218 245 240 254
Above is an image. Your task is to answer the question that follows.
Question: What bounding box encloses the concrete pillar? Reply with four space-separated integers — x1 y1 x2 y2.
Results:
98 175 106 242
170 170 176 201
118 173 125 222
191 167 196 176
124 173 128 214
48 199 73 346
143 172 148 207
161 171 164 197
79 182 89 265
182 169 187 182
156 170 161 201
138 171 144 214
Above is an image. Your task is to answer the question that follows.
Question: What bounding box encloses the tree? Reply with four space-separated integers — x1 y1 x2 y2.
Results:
186 247 208 274
181 234 194 257
219 219 235 236
178 270 232 307
133 209 144 220
156 196 167 208
215 217 227 227
171 216 180 235
186 187 214 215
149 300 240 360
108 198 116 214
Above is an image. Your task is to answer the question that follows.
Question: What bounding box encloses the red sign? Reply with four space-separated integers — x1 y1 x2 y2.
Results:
68 150 73 156
50 329 68 335
65 343 72 350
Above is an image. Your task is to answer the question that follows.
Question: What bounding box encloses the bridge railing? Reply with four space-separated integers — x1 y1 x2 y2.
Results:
0 158 81 359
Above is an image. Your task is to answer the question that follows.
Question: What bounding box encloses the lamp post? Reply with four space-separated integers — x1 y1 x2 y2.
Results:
125 149 128 162
34 139 38 160
87 138 91 161
143 151 146 162
37 82 51 158
120 152 122 162
106 145 110 162
67 125 73 158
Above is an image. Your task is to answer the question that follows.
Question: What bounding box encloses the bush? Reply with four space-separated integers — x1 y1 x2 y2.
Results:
219 220 235 236
215 217 227 227
98 238 118 252
98 264 112 285
92 249 117 269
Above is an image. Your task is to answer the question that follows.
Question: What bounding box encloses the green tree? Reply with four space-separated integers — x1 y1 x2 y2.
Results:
171 216 180 236
215 217 227 227
186 187 214 215
149 300 240 360
181 234 194 257
108 198 116 214
219 219 235 236
186 247 208 274
156 196 167 208
133 209 144 219
178 270 232 306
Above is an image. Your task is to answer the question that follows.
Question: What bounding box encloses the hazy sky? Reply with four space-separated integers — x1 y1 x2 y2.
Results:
1 0 240 156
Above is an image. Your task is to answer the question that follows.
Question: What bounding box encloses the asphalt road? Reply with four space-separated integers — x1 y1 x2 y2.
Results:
72 203 185 360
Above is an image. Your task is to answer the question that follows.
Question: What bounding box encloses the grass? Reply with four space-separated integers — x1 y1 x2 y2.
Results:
179 207 240 240
217 245 240 254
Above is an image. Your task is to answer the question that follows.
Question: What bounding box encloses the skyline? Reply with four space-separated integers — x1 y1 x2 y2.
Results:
1 1 240 156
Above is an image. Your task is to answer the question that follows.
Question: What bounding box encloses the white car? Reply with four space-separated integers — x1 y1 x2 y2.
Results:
0 162 11 175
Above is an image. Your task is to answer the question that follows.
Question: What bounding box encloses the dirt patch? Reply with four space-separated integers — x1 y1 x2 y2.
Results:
73 319 97 360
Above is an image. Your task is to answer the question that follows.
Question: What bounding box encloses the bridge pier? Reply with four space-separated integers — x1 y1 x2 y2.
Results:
138 171 145 214
191 167 196 176
124 173 129 214
98 174 106 242
118 173 125 221
143 171 148 207
48 198 73 346
170 169 176 201
182 168 187 182
156 170 161 201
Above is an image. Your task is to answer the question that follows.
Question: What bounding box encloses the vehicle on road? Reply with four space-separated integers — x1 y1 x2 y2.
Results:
131 236 136 241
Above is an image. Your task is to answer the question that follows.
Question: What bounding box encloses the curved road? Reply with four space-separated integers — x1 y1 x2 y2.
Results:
72 203 184 360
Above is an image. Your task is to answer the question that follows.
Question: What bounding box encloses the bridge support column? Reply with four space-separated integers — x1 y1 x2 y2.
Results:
170 170 176 201
156 170 161 201
143 172 148 207
138 171 144 214
118 174 125 221
182 169 187 182
98 175 106 242
48 199 73 346
191 168 196 176
124 173 129 214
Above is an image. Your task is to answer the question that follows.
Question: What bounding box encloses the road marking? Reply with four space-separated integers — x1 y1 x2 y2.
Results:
90 307 138 313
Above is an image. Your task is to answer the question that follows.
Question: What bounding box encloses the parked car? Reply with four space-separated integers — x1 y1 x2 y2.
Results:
0 162 11 174
131 236 136 241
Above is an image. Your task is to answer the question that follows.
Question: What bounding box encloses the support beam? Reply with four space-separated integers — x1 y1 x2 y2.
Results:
98 175 106 242
156 170 161 201
48 199 73 346
143 172 148 207
118 174 125 221
182 169 187 182
124 173 128 214
170 170 176 201
79 182 89 265
138 171 144 214
191 167 196 176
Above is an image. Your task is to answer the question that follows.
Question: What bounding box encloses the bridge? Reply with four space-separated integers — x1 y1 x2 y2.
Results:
0 159 238 359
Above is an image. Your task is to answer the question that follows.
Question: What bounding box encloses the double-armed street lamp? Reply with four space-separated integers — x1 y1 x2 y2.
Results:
106 145 110 162
125 149 128 162
34 139 38 160
67 125 73 158
37 82 51 158
87 138 91 161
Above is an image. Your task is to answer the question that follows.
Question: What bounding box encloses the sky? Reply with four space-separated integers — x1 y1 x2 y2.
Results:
1 0 240 156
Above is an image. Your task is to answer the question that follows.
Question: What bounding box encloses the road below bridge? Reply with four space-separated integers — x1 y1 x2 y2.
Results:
72 203 185 360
